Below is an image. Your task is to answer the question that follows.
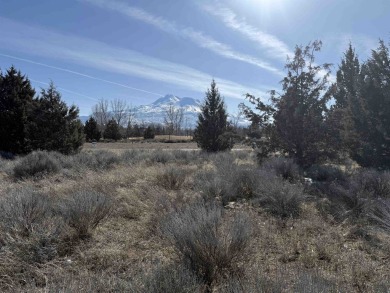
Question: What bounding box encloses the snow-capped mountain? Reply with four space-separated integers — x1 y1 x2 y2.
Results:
134 94 202 127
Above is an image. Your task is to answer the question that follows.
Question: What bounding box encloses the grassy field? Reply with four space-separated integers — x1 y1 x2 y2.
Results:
83 136 251 152
0 148 389 292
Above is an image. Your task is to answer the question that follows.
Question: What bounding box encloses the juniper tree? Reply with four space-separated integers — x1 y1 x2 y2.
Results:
84 117 101 142
103 118 121 141
356 40 390 168
241 41 333 167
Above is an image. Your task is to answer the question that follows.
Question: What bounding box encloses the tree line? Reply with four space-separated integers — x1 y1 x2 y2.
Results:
238 39 390 169
0 66 83 155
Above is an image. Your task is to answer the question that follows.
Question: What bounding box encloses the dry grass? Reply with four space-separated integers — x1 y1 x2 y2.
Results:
0 149 389 292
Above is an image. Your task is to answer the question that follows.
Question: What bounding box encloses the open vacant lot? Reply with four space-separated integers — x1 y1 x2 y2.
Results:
0 149 389 292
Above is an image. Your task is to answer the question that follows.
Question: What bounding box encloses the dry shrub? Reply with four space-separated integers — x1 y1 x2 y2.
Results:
61 190 113 239
254 175 306 219
0 187 51 237
142 263 203 293
306 164 347 183
148 150 174 164
371 199 390 233
72 150 120 171
161 201 252 290
13 151 61 179
261 157 301 183
293 272 341 293
156 166 188 190
350 169 390 199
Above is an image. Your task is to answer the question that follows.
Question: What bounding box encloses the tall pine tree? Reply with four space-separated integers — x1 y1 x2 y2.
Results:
28 82 84 154
194 80 233 152
0 66 35 154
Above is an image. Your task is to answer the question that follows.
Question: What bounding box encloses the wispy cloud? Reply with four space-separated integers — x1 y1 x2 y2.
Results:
29 78 99 102
201 3 293 61
0 17 268 101
81 0 283 76
0 53 163 97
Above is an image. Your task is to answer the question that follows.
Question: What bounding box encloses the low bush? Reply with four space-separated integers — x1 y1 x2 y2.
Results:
254 175 306 219
171 150 198 163
161 201 252 290
306 164 347 183
5 218 64 264
156 166 187 190
120 149 146 165
193 169 229 201
371 199 390 233
293 272 341 293
0 187 51 237
142 263 203 293
148 150 175 164
221 166 260 204
13 151 61 179
61 190 113 239
318 183 371 223
73 151 120 171
261 157 301 183
350 169 390 199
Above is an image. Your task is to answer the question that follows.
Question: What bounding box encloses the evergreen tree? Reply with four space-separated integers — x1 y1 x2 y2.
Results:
103 118 122 141
143 125 155 139
0 66 35 154
28 82 84 154
356 40 390 168
84 117 101 142
241 41 333 166
328 44 364 158
194 80 233 152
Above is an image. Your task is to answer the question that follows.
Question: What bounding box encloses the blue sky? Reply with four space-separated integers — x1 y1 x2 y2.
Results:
0 0 389 116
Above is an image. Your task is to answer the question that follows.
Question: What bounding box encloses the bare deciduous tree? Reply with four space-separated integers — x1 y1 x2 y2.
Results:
110 98 128 127
92 98 110 130
164 104 184 139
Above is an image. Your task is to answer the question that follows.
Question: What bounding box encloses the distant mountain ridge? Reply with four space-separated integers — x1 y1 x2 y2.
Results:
80 94 248 128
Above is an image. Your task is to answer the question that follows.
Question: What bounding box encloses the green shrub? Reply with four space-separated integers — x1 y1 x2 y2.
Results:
161 201 252 289
61 190 113 239
13 151 61 179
